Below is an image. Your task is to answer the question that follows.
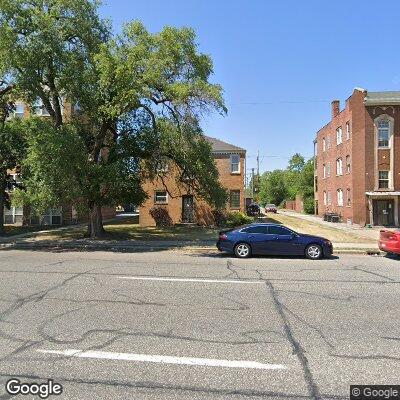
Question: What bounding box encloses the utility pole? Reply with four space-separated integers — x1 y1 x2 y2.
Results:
256 149 259 178
256 149 260 202
251 168 255 200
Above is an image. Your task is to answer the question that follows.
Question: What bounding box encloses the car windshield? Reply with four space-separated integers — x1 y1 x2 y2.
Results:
266 204 276 207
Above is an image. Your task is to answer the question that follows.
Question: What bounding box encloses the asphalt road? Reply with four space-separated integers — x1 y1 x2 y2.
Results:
0 249 399 399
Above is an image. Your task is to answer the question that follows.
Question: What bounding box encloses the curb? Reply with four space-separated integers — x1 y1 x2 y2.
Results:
0 241 382 255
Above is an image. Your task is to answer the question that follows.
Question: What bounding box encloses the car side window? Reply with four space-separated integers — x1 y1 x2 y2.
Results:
241 226 269 234
267 226 293 236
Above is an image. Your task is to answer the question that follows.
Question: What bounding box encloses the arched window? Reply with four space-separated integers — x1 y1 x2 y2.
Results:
378 119 390 148
336 158 343 175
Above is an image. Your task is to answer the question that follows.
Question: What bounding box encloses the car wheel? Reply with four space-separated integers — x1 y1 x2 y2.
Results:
305 244 323 260
235 243 252 258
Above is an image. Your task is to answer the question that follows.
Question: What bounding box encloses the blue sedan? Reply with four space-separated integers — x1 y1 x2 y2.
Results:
216 223 333 259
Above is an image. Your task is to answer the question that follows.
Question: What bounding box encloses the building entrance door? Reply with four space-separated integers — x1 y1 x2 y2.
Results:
373 199 394 226
182 195 194 223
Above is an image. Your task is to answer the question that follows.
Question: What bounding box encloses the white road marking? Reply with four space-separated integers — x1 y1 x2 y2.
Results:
117 276 263 284
38 349 286 370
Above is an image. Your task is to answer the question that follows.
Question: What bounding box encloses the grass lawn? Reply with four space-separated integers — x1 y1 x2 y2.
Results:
4 214 377 244
264 213 377 243
34 217 219 242
1 224 63 238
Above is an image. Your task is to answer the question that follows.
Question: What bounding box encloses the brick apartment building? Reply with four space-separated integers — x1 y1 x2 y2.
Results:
139 136 246 226
4 99 116 226
315 88 400 227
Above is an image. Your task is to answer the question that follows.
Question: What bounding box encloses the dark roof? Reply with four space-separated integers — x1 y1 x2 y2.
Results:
204 136 246 153
364 91 400 105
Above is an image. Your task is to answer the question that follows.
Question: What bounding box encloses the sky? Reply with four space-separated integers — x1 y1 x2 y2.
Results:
99 0 400 179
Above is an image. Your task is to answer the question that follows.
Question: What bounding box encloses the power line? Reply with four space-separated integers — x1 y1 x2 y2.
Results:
229 99 331 106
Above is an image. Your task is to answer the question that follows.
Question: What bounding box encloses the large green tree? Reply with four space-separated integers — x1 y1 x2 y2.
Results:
259 170 287 206
0 88 26 233
0 1 227 237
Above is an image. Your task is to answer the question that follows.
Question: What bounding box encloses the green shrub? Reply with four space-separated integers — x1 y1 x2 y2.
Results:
303 196 315 214
149 206 173 227
226 211 253 228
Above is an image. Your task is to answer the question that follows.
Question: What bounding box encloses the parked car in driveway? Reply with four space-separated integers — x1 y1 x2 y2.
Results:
246 203 260 216
265 204 277 213
378 229 400 255
216 223 332 259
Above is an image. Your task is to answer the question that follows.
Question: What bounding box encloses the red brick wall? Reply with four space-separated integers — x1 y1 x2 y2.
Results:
316 88 400 226
139 153 246 227
284 195 303 213
316 93 355 223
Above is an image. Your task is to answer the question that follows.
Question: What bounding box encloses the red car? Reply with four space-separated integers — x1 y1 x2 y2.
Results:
378 230 400 255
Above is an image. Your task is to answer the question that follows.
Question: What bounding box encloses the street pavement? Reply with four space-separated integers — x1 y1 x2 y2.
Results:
0 249 399 399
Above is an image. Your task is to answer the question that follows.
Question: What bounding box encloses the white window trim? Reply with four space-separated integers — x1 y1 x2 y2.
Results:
346 189 351 207
374 115 394 191
377 119 391 149
337 189 343 207
378 170 390 189
154 190 168 204
336 126 343 145
336 158 343 176
346 121 351 140
346 156 351 174
230 154 240 174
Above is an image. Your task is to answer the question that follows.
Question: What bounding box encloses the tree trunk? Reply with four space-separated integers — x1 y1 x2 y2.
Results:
0 169 6 234
87 203 105 238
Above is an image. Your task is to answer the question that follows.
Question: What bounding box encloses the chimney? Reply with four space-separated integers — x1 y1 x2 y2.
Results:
331 100 340 119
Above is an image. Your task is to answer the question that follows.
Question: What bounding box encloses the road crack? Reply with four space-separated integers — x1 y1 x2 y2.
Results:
257 270 321 400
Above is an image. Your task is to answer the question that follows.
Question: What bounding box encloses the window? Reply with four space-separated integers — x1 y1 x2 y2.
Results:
229 190 240 208
3 206 23 224
326 135 331 149
6 173 22 191
378 171 389 189
327 191 332 205
346 155 351 174
156 159 168 173
241 225 269 234
14 103 24 119
346 189 351 206
322 138 326 152
346 121 351 140
336 158 343 175
336 126 342 145
378 120 390 148
267 226 293 236
323 191 327 206
154 190 168 204
337 189 343 206
323 164 326 178
230 154 240 174
327 162 331 177
29 208 62 225
33 98 50 116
